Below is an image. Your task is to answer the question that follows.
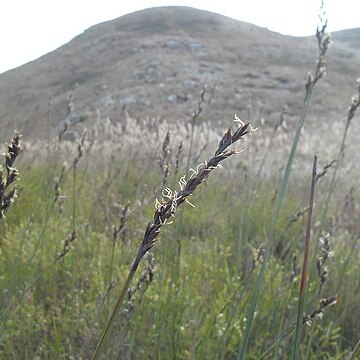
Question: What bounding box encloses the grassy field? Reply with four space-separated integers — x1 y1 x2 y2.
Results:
1 22 360 360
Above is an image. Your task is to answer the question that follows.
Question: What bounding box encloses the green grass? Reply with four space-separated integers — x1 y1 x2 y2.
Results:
0 151 359 359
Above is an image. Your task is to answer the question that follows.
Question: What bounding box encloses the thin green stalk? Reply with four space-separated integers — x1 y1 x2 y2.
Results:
72 162 77 233
237 22 328 358
92 251 141 360
71 164 77 355
292 155 317 359
237 84 315 360
106 240 117 315
349 338 360 360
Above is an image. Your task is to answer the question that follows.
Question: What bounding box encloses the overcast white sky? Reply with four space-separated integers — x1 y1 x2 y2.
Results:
0 0 358 74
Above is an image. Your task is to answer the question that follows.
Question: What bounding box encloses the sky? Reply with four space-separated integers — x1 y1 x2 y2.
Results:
0 0 358 74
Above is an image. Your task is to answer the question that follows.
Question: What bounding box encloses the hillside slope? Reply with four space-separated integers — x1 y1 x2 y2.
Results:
0 6 359 141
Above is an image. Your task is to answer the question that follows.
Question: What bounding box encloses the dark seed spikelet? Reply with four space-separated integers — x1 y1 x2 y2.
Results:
0 131 23 219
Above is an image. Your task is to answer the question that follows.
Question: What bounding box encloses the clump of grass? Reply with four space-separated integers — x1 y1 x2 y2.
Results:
0 131 22 219
92 117 257 359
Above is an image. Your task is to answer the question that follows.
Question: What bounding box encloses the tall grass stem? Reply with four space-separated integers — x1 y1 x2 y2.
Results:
292 155 317 359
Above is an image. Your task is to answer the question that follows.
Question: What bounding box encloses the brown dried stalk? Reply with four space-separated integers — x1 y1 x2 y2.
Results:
91 117 256 359
293 155 318 359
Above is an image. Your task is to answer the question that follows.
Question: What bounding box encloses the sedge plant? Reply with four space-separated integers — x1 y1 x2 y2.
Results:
91 117 257 359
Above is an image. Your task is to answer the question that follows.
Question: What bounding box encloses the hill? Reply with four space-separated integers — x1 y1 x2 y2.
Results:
0 6 359 141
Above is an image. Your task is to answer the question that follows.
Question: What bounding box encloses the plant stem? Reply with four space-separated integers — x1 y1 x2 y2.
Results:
349 338 360 360
237 85 315 360
91 250 142 360
292 155 317 359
